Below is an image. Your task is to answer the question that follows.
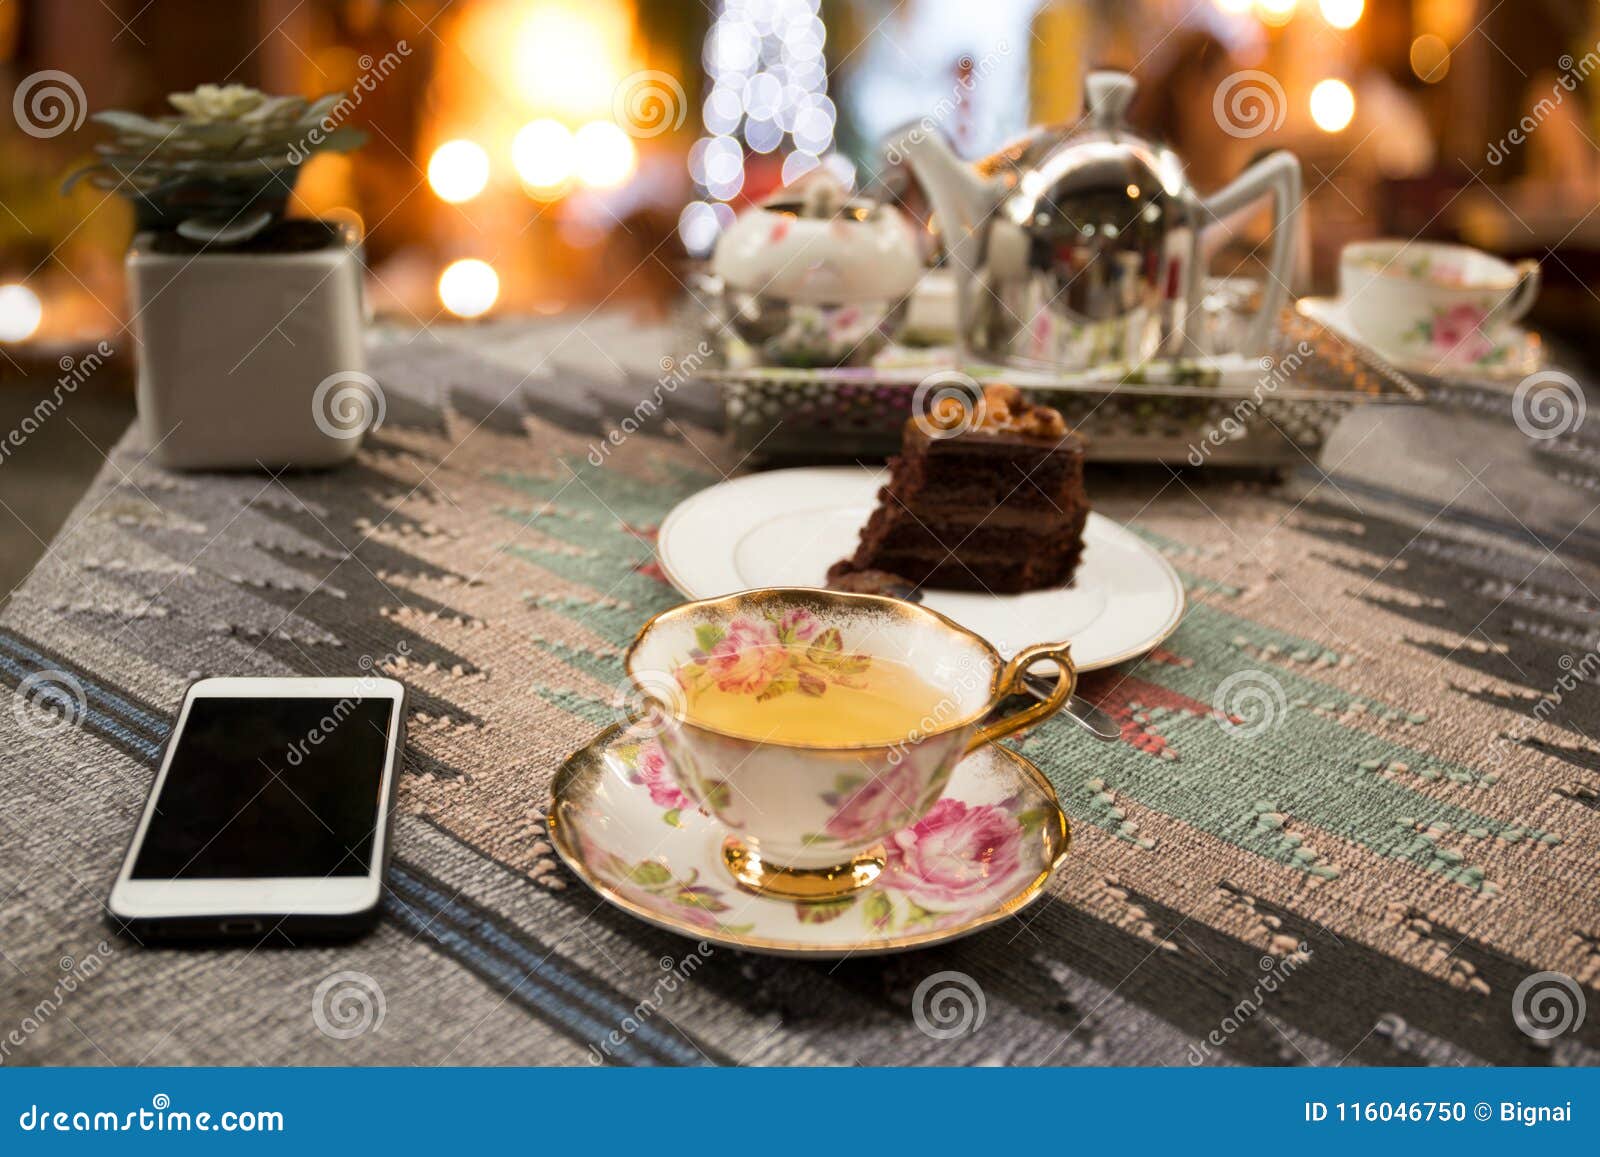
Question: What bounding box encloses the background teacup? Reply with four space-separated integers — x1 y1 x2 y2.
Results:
624 588 1076 902
1337 240 1539 363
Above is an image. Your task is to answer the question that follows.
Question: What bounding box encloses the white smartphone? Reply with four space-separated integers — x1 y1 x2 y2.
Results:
108 676 406 944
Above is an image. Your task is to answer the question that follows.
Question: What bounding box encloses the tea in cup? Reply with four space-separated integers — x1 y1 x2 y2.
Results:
1338 240 1539 362
624 588 1076 901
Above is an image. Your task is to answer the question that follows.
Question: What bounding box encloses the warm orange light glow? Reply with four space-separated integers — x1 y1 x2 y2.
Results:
513 2 631 122
439 259 500 318
1318 0 1362 28
513 119 576 192
429 0 641 205
1410 34 1451 84
0 284 42 342
1257 0 1296 26
1417 0 1472 42
428 139 490 203
1310 78 1356 132
574 121 637 189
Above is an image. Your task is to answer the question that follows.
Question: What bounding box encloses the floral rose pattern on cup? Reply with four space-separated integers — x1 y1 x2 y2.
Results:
614 740 693 826
673 609 871 703
819 758 945 845
792 793 1054 933
879 798 1025 904
1408 303 1501 365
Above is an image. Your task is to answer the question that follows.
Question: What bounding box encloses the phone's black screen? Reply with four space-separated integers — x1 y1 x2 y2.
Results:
130 696 395 879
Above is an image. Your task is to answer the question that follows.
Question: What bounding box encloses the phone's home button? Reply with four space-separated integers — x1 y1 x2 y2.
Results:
219 919 264 935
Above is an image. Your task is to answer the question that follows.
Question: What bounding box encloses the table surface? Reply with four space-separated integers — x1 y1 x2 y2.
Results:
1 315 1597 1066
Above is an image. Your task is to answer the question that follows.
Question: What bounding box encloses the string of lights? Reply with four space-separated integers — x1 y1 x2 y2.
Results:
680 0 835 257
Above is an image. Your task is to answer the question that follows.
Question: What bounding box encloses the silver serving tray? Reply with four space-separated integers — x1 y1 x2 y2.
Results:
702 309 1426 466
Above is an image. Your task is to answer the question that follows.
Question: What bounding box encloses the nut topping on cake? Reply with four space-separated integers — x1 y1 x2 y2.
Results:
932 384 1071 440
831 386 1090 594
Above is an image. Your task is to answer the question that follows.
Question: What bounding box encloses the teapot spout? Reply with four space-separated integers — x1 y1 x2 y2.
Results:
889 126 997 245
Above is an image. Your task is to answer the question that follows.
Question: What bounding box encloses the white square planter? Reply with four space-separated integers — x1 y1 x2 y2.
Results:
127 228 370 470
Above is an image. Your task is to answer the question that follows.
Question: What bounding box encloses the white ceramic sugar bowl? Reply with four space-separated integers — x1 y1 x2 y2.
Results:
711 174 924 367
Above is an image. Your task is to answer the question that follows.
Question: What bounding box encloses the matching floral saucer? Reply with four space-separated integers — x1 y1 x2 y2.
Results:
1298 296 1543 383
548 723 1071 957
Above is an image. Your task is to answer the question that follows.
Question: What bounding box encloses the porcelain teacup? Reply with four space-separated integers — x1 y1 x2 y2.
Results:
1337 240 1539 362
623 588 1076 901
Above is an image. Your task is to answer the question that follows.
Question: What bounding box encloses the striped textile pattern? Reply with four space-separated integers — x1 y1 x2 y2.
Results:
1 334 1597 1067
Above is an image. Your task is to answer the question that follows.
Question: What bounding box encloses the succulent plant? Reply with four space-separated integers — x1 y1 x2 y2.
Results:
64 85 366 245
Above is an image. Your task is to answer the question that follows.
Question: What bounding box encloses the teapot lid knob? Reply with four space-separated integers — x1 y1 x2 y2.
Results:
1085 70 1137 129
795 170 850 217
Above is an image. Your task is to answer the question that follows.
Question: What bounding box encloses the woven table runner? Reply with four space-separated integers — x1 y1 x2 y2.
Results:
2 334 1598 1067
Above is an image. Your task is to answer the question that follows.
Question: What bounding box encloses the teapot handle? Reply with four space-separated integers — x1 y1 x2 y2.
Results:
1196 150 1302 358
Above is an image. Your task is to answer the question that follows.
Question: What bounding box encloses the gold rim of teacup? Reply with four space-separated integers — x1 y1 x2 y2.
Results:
1341 240 1528 291
623 586 1020 751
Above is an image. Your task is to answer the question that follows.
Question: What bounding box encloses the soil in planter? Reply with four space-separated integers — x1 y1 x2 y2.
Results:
146 218 348 256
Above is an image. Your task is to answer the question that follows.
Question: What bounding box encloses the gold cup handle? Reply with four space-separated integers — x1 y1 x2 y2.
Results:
963 642 1078 755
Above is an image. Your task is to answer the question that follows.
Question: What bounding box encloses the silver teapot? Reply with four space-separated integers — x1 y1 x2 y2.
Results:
895 70 1300 371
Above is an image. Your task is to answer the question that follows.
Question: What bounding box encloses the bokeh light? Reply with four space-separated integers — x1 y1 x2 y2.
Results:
427 140 490 204
1318 0 1363 28
1257 0 1297 26
1410 34 1451 84
0 284 43 343
512 119 576 193
573 121 637 189
684 0 832 256
438 259 500 319
1310 78 1356 132
513 3 626 121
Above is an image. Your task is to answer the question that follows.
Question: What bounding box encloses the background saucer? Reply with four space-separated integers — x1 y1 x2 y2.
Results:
1298 296 1543 383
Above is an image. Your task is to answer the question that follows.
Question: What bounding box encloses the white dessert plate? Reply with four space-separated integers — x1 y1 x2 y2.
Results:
656 467 1185 671
1298 296 1543 383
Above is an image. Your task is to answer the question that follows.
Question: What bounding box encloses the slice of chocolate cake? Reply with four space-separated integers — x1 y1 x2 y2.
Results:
828 385 1089 594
